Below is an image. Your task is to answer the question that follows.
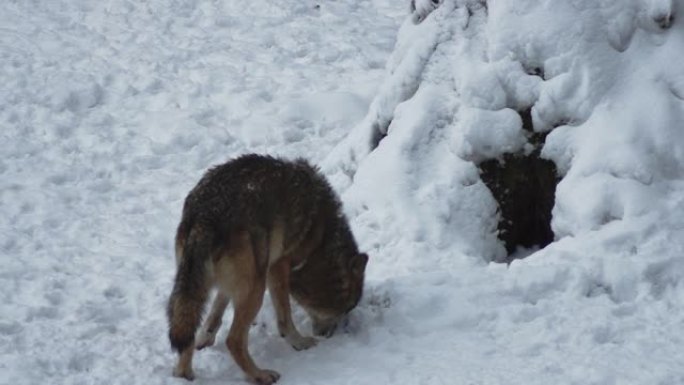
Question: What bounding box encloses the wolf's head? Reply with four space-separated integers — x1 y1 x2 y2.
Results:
290 251 368 337
310 252 368 337
287 161 369 336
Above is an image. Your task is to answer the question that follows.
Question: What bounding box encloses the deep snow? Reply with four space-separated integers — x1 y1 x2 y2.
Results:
2 0 684 384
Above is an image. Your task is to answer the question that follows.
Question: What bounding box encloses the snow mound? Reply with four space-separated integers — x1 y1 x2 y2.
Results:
325 0 684 381
327 0 684 259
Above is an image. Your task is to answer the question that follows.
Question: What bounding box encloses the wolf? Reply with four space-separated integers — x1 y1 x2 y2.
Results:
166 154 368 385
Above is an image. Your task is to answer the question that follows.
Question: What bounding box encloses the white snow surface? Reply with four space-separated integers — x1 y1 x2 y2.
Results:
3 0 684 384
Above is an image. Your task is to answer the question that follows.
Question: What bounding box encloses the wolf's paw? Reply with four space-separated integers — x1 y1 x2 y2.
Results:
252 369 280 385
173 366 195 381
289 335 318 351
195 331 216 350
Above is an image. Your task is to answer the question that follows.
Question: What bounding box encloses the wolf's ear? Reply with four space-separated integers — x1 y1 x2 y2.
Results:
351 253 369 275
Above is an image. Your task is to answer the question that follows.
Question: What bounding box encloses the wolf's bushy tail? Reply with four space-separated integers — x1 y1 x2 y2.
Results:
167 224 213 352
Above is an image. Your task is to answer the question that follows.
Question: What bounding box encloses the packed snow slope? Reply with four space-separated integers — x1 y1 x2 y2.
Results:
2 0 684 384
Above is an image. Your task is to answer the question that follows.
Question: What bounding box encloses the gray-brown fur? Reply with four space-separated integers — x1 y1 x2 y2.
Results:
166 154 368 384
167 225 213 353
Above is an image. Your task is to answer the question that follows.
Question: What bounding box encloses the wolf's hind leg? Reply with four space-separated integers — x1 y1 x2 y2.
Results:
173 347 196 380
227 280 280 384
267 255 317 351
196 292 230 350
225 232 280 385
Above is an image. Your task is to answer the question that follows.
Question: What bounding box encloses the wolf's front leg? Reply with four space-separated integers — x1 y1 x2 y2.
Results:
267 256 317 351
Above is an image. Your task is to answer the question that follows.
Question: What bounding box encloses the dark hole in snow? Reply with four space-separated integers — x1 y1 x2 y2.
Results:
653 10 674 29
479 108 559 263
526 66 545 79
369 120 388 150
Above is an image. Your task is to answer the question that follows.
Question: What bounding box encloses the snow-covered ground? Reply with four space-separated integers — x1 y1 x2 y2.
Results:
2 0 684 384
